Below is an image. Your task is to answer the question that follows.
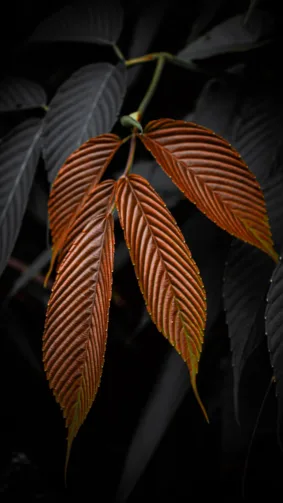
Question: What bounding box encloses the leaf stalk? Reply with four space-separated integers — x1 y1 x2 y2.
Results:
123 133 137 176
125 52 173 67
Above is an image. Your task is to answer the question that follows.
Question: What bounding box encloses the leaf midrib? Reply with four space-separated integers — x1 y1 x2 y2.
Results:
145 134 263 234
0 123 42 227
69 216 110 427
126 177 200 342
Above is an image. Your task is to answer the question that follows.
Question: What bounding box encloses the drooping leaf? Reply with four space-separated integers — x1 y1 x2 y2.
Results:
115 174 208 420
0 77 47 112
43 62 126 183
265 257 283 414
223 239 274 421
0 118 42 277
59 179 115 263
177 10 272 63
140 119 278 262
116 349 190 502
30 0 123 46
43 207 115 474
48 134 121 265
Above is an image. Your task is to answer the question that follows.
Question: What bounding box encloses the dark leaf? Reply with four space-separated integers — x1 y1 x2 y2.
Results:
233 95 283 183
193 79 283 184
0 77 47 112
30 0 123 46
177 10 272 62
263 172 283 252
187 0 226 43
127 1 170 86
192 79 238 139
244 0 261 24
223 240 274 421
0 119 42 277
43 62 126 183
265 258 283 415
8 248 52 298
116 349 189 502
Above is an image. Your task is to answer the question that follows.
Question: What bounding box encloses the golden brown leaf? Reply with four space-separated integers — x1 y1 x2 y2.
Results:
43 208 114 476
48 133 120 266
59 179 115 263
115 174 208 420
140 119 278 262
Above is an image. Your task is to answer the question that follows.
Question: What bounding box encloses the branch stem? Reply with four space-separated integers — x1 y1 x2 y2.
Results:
125 52 173 67
123 133 137 176
138 56 165 119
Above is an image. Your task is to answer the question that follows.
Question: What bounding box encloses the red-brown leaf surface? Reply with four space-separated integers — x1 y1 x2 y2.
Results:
43 205 115 473
59 179 115 264
140 119 278 262
115 174 208 420
48 133 121 258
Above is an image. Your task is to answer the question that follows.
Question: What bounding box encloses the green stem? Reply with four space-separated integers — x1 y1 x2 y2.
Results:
123 133 137 176
113 44 125 62
125 52 173 67
138 56 165 119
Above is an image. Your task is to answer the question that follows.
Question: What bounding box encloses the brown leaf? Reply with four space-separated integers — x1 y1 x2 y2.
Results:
140 119 278 262
43 208 115 476
115 174 208 420
59 179 115 263
48 133 120 265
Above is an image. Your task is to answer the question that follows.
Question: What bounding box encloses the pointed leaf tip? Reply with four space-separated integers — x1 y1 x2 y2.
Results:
115 174 208 420
43 187 115 473
141 119 277 262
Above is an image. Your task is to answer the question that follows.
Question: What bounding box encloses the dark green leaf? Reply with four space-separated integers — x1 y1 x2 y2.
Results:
0 119 42 277
127 1 170 86
223 240 274 421
186 0 226 43
0 77 47 112
116 349 189 502
43 62 127 183
193 79 283 184
178 10 272 62
30 0 123 46
8 248 52 298
265 258 283 408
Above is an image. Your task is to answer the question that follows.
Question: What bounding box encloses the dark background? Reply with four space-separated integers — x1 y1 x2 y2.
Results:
1 0 283 501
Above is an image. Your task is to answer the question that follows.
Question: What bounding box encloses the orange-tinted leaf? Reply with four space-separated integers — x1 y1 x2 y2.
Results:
48 133 120 260
43 211 115 475
115 174 208 420
140 119 278 262
59 179 115 264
